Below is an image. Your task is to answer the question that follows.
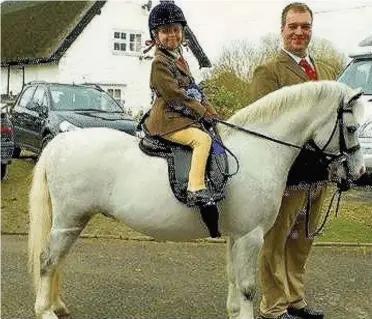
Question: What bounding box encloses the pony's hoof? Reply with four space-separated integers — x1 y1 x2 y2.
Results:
54 307 70 317
36 310 59 319
52 300 70 317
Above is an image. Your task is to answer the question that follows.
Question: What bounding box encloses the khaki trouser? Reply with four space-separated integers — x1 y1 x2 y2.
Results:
259 185 327 318
165 127 212 191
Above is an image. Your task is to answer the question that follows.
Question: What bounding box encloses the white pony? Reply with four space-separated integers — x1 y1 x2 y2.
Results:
28 81 366 319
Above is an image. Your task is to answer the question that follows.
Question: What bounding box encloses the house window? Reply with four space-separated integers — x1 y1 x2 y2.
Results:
107 89 121 99
107 88 125 107
113 30 142 54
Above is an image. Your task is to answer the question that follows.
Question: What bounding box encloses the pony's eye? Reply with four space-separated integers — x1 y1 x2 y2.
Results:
347 126 357 134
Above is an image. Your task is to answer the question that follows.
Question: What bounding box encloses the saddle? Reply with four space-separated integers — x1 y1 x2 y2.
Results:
139 127 229 205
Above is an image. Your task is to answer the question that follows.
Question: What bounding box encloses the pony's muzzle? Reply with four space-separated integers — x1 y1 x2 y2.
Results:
360 165 366 176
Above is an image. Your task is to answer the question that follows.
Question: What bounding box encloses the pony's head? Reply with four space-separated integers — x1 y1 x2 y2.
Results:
310 83 366 185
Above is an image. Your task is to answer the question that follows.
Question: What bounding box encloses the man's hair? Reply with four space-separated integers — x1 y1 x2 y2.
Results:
281 2 313 28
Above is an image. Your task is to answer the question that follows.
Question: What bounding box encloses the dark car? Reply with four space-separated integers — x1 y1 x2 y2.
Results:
1 112 15 180
9 81 138 156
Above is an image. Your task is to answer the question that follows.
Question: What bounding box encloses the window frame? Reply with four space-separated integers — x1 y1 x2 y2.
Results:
339 57 372 94
31 86 49 111
106 87 125 107
112 29 143 56
18 86 37 109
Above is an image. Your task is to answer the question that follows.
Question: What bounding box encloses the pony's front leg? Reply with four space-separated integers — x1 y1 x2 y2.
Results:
230 227 264 319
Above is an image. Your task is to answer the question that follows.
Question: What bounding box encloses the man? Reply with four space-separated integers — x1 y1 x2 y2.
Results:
249 3 338 319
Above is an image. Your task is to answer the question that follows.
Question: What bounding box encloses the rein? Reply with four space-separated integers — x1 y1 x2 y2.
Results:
215 118 304 150
206 99 360 239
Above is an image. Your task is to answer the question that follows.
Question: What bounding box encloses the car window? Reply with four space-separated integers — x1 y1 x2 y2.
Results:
31 86 48 110
18 86 37 108
49 85 122 112
338 58 372 94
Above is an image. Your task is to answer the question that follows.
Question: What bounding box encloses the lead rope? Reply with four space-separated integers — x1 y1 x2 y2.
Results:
305 185 344 239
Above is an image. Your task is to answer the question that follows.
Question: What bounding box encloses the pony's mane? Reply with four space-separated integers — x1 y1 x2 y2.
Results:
219 81 346 137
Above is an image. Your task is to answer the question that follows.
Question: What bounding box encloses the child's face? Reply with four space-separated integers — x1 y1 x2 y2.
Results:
156 23 183 50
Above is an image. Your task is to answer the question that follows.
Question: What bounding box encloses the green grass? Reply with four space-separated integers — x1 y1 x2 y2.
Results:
1 157 143 238
1 158 371 242
315 190 372 243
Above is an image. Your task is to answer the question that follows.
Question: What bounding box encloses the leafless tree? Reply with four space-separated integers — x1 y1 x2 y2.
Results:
203 35 347 118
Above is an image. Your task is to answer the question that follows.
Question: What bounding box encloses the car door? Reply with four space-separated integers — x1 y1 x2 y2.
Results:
25 86 50 150
11 85 37 150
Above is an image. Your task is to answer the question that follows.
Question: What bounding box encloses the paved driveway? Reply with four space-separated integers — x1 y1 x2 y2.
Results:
1 235 371 319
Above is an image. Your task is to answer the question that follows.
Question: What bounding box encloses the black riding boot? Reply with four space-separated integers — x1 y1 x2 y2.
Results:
186 189 214 207
187 189 221 238
200 204 221 238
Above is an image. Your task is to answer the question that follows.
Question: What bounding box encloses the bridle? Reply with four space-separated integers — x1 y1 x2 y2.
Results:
303 97 361 188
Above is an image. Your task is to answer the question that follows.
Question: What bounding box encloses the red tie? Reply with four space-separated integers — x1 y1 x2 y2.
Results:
299 59 318 81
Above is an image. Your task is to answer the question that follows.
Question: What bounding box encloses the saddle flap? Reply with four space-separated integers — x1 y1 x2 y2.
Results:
139 136 172 156
138 129 229 204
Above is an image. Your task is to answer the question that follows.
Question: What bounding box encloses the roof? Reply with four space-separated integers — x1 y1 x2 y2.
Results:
1 1 106 66
1 1 211 68
359 35 372 47
349 46 372 59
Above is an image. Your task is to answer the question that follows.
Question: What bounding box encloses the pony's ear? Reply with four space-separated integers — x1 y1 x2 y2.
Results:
344 88 363 106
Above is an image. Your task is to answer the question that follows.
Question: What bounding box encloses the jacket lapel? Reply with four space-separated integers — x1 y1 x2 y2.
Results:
155 48 191 76
312 59 325 80
278 50 309 82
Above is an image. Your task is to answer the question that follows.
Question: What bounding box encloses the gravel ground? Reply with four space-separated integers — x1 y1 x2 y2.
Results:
2 235 371 319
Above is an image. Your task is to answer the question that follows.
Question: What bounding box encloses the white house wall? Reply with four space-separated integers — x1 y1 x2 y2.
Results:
26 64 59 85
1 64 59 96
59 0 153 113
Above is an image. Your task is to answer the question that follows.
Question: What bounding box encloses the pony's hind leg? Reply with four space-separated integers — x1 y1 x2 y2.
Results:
51 271 69 317
35 227 83 319
230 227 264 319
226 237 241 319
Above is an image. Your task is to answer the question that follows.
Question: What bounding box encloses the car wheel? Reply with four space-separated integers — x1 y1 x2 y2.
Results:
1 163 8 181
12 146 21 158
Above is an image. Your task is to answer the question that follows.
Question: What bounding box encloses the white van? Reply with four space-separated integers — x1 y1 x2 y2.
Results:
338 36 372 172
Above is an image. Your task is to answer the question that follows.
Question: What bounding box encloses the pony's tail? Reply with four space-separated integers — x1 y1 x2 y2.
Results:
28 151 52 292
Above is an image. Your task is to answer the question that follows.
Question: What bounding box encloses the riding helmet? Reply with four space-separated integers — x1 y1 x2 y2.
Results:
148 2 187 39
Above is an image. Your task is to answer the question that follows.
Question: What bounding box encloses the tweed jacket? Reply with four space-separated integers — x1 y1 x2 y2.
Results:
250 50 339 186
249 50 338 103
145 48 217 137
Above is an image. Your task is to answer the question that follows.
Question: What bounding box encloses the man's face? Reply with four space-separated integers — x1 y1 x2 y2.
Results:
281 9 312 57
